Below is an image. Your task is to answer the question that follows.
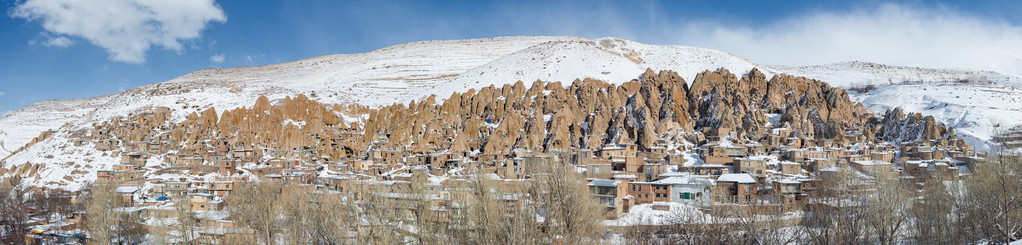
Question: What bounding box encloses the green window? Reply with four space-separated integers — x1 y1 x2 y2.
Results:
683 192 691 199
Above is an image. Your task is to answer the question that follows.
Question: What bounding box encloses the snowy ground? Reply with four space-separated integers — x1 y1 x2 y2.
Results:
603 202 709 226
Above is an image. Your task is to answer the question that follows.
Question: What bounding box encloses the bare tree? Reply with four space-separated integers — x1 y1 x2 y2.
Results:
353 181 406 244
802 166 868 245
0 178 30 244
960 152 1022 243
465 172 541 244
732 187 806 245
280 189 350 244
408 177 448 244
84 182 123 244
530 161 604 244
34 188 80 223
173 195 199 244
910 178 966 244
227 180 284 244
863 169 912 245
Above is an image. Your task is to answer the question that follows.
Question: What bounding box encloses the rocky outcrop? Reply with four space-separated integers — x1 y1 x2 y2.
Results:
49 68 964 163
875 108 954 143
354 68 959 154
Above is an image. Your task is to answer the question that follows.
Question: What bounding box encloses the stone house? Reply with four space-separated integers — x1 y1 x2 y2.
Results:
588 179 629 218
779 161 802 175
585 162 613 179
601 144 637 159
700 144 748 165
806 158 837 172
371 149 406 165
850 160 893 175
317 175 353 194
218 159 238 176
733 157 768 176
772 178 804 205
611 156 644 172
164 182 189 198
188 193 221 211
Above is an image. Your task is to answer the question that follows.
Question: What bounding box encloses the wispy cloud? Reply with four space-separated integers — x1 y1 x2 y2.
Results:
28 36 74 48
45 36 73 47
11 0 227 63
0 91 5 97
245 54 265 63
210 54 225 64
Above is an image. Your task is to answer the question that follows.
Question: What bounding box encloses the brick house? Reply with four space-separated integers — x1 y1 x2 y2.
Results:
715 174 758 204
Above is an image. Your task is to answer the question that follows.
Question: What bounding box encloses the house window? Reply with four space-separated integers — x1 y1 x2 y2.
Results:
683 192 691 199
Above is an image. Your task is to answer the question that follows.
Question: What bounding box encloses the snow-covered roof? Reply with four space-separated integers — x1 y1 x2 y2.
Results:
653 176 712 186
852 160 891 166
717 174 756 184
776 178 801 184
115 186 139 193
588 179 623 187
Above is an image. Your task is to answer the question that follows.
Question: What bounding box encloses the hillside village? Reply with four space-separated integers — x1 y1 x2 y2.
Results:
3 68 984 243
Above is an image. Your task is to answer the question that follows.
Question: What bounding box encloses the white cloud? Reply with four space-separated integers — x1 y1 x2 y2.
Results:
29 36 74 47
11 0 226 63
671 4 1022 77
0 91 5 96
210 54 225 63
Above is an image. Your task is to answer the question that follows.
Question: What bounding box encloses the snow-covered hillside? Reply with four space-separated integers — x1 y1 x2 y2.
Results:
774 61 1022 88
2 35 1021 168
0 36 778 160
434 38 776 96
851 82 1022 152
0 95 113 157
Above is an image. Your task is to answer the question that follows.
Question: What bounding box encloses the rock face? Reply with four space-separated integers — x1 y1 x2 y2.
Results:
6 68 962 169
356 68 960 154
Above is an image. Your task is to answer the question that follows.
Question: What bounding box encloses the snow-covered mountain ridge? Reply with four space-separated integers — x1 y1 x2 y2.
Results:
1 36 1020 161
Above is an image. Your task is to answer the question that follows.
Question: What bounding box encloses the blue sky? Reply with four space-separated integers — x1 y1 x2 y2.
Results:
2 0 1022 117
